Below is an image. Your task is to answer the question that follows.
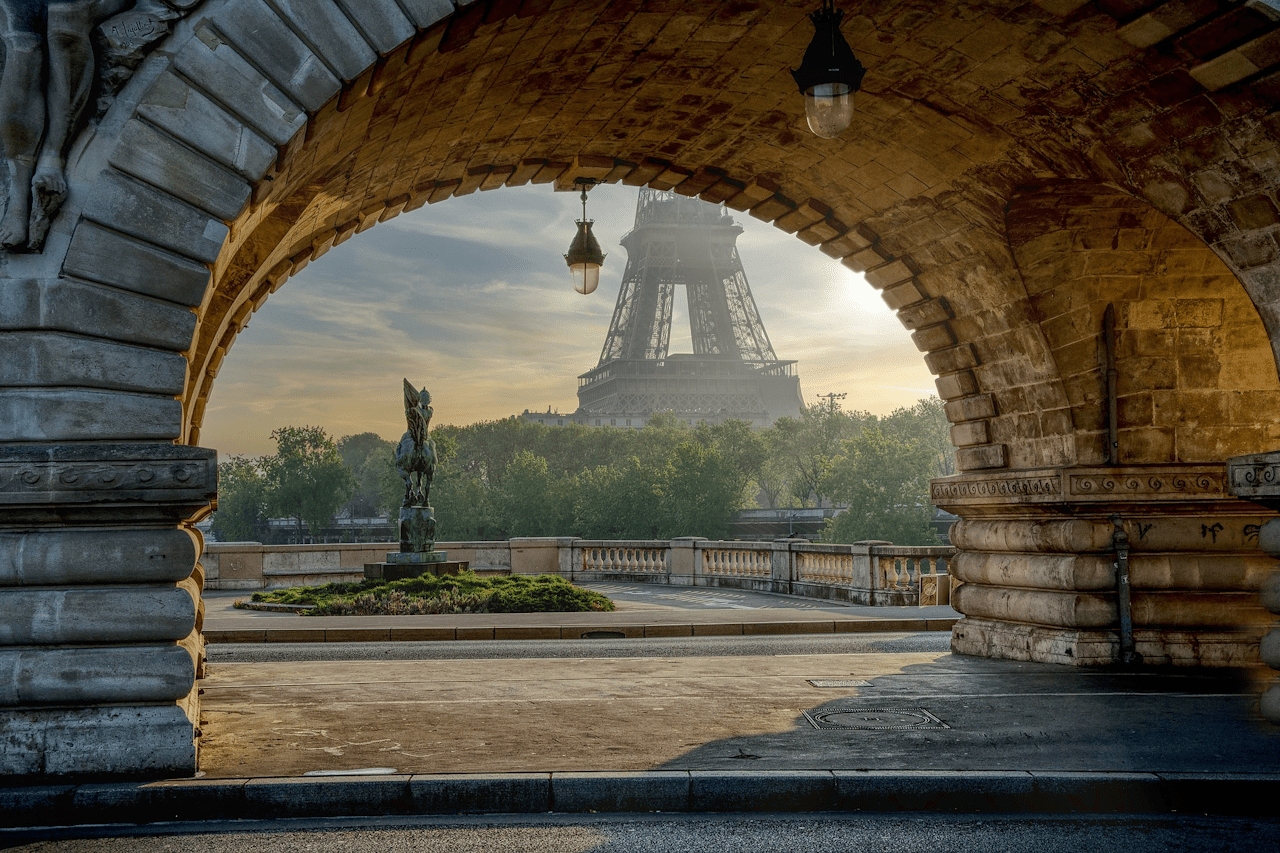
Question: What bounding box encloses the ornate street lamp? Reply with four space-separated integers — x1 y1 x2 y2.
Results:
564 178 606 295
791 0 866 139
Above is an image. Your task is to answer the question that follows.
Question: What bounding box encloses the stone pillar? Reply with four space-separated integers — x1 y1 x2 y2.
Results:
669 537 705 587
770 540 793 592
0 443 216 776
933 465 1275 667
509 537 578 576
1227 452 1280 723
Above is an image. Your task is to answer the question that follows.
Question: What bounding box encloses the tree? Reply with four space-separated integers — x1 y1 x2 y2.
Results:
489 450 574 537
770 403 868 507
880 396 956 478
210 456 268 542
656 440 744 538
337 432 400 519
262 426 355 542
572 458 663 539
822 422 940 545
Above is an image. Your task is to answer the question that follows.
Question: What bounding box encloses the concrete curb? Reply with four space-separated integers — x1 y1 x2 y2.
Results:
203 618 958 643
2 770 1278 827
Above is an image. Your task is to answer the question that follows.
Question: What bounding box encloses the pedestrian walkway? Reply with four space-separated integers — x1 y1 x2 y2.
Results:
4 589 1278 829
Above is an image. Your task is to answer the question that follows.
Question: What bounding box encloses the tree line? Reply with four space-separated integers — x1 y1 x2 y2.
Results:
210 398 955 546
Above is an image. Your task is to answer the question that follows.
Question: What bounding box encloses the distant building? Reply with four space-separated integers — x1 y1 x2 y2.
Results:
524 189 803 429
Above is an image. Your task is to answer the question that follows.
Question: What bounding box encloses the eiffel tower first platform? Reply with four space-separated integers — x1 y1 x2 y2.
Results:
528 189 804 430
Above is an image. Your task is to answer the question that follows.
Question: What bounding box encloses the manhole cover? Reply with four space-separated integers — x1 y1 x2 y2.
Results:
803 707 948 730
807 679 871 688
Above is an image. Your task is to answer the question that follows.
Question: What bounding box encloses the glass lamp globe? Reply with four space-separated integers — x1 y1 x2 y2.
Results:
571 262 601 295
804 82 855 139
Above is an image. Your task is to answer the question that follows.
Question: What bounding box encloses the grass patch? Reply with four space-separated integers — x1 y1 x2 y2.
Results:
235 571 614 616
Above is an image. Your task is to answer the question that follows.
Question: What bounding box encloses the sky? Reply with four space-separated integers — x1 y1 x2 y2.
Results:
200 183 939 458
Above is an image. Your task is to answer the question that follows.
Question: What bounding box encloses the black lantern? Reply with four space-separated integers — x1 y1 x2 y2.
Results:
564 179 606 295
791 0 866 139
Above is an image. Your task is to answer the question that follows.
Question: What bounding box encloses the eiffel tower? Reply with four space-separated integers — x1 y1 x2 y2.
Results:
570 189 803 428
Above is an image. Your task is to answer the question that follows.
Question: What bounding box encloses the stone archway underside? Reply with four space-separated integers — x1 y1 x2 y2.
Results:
4 0 1280 776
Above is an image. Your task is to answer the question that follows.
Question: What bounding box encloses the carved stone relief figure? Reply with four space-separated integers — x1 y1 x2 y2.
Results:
0 0 200 253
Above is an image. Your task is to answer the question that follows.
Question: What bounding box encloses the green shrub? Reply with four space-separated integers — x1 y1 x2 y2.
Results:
243 570 614 616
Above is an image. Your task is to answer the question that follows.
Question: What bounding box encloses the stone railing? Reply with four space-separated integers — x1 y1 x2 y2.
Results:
580 541 669 575
205 537 954 607
702 543 773 580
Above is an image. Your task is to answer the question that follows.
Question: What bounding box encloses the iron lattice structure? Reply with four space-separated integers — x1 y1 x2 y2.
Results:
574 190 803 427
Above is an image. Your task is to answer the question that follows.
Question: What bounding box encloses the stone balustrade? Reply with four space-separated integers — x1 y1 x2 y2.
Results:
204 537 955 607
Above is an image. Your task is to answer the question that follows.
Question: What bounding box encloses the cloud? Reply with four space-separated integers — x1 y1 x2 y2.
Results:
200 184 937 457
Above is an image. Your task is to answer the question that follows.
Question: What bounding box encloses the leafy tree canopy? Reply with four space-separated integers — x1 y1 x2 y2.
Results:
262 426 356 540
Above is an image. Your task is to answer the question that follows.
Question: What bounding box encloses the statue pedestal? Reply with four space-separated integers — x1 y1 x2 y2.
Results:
363 559 470 582
399 505 437 552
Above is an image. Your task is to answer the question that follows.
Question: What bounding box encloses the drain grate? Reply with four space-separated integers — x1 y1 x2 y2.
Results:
807 678 871 688
803 707 948 730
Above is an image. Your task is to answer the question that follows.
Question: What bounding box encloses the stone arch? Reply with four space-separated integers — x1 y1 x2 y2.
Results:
1007 181 1280 468
5 0 1280 777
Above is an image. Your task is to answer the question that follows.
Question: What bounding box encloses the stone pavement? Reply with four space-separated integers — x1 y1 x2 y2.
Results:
4 589 1280 829
200 586 962 643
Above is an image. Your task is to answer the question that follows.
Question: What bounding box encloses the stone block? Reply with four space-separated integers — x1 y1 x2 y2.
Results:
209 0 341 112
409 773 551 813
0 785 75 828
1 278 197 352
138 73 277 180
66 778 247 826
1031 771 1169 814
950 519 1113 554
834 770 1035 812
897 298 954 329
265 0 376 81
944 394 997 422
398 0 455 29
0 528 197 586
0 645 194 705
242 777 413 819
172 34 306 145
689 770 835 812
924 344 979 374
0 441 215 536
0 704 196 777
82 171 227 265
63 223 210 307
935 370 979 400
0 389 181 443
953 582 1115 628
335 0 415 54
0 585 196 646
910 322 958 352
950 420 990 447
956 443 1008 470
110 121 251 221
0 331 186 396
882 279 928 309
865 259 915 289
552 771 690 812
951 552 1115 591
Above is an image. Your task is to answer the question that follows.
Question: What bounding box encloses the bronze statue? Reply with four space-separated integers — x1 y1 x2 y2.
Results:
396 379 437 509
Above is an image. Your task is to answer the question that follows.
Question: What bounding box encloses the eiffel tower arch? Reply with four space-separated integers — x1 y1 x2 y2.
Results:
573 190 804 428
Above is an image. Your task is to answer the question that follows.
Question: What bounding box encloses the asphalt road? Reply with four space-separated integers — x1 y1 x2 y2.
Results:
207 632 955 663
4 813 1276 852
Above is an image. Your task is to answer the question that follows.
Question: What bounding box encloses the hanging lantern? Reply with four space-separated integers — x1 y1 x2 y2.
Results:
564 179 606 294
791 0 866 139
